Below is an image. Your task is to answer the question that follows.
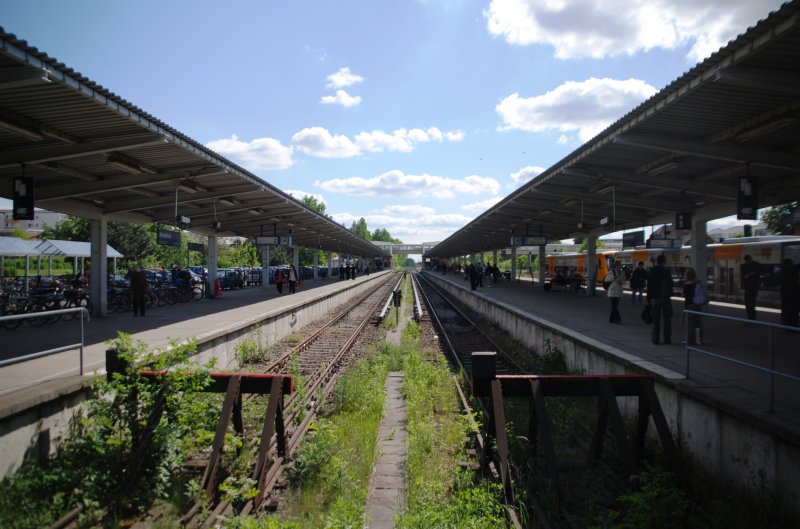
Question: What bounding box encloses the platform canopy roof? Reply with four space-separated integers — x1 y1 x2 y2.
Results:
428 1 800 259
0 30 386 260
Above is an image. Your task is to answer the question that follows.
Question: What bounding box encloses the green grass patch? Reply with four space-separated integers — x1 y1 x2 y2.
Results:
395 321 508 529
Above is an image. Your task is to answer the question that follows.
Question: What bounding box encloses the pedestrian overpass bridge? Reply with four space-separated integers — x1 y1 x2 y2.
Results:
371 241 439 255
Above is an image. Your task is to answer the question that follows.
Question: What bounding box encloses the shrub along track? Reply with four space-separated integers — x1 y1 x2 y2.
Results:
179 271 398 528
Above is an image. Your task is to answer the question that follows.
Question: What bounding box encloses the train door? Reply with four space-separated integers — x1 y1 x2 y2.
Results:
716 259 738 302
713 243 743 303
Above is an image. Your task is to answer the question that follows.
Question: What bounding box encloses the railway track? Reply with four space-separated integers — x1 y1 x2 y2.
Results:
181 271 399 527
413 271 526 383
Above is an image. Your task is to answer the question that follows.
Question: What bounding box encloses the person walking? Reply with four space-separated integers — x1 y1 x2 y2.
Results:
629 261 647 304
606 260 624 324
275 268 284 295
129 264 148 317
780 258 799 328
288 264 298 295
646 254 673 345
741 254 762 320
682 267 703 345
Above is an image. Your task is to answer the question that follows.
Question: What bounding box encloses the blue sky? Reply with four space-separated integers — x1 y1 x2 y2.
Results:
2 0 784 243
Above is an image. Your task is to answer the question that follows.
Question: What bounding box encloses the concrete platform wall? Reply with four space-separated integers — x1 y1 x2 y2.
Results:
0 272 392 479
423 272 800 518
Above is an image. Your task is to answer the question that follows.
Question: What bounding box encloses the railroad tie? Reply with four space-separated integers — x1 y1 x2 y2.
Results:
364 372 408 529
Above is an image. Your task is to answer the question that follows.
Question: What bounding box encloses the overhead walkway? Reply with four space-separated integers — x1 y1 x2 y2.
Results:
422 270 800 438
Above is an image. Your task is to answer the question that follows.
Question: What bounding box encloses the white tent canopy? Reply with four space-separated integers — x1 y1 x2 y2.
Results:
0 237 122 258
35 239 123 259
0 237 42 257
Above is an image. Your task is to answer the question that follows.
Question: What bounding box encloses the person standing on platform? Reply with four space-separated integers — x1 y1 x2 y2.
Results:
468 264 478 291
647 254 673 345
780 258 799 327
275 268 284 295
629 261 647 304
129 264 147 317
742 254 762 320
606 260 624 324
682 267 703 344
288 264 298 295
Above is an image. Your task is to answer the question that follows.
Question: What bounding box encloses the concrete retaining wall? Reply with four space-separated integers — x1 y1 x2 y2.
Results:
423 272 800 518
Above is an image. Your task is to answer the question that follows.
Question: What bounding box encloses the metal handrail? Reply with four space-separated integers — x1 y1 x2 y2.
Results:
682 309 800 412
0 307 91 374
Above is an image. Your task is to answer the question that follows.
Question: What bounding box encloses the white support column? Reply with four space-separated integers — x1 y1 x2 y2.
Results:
260 246 269 289
539 245 546 287
313 250 319 280
510 247 517 281
90 218 108 316
37 256 42 275
690 218 708 282
292 247 300 271
587 235 597 296
25 256 30 290
73 256 78 275
48 256 53 276
208 234 219 295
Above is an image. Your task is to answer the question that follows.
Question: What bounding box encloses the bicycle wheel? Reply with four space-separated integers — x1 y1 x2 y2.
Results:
28 303 49 327
192 286 203 301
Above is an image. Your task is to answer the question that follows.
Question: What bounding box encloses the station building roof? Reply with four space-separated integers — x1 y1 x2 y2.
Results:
0 30 386 260
428 1 800 259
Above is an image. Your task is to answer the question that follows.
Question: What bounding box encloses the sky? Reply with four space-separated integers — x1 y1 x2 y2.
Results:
1 0 785 244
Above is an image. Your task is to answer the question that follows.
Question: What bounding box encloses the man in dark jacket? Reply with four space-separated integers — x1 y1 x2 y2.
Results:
646 254 673 344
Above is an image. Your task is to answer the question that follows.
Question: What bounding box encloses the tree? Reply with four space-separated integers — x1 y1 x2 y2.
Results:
760 203 797 235
579 239 608 253
301 195 330 219
372 227 401 244
349 218 370 240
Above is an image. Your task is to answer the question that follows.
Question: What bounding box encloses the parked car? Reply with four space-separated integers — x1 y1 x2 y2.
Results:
217 269 244 290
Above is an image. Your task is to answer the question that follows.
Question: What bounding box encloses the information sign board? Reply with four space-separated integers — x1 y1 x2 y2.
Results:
256 236 279 246
157 229 181 247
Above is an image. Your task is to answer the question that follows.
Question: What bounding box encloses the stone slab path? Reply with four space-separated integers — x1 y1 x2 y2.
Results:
364 372 408 529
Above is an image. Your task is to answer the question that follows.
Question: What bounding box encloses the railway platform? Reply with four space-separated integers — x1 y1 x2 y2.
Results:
0 271 390 421
423 270 800 438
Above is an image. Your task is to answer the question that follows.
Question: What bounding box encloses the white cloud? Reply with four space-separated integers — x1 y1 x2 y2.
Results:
285 189 326 205
292 126 465 158
326 67 364 89
497 77 657 141
445 130 465 141
291 127 360 158
331 205 472 243
320 89 362 107
206 134 293 170
461 197 504 213
315 169 501 198
484 0 782 62
510 165 545 186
